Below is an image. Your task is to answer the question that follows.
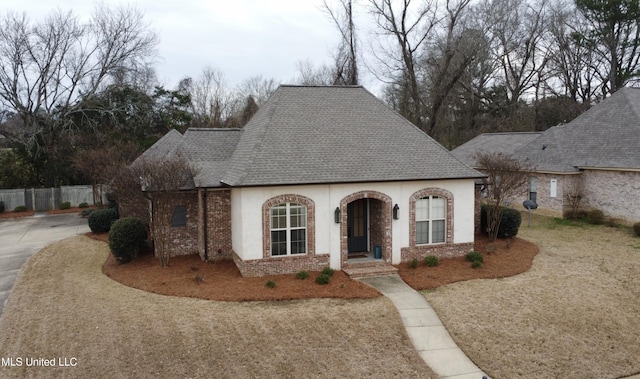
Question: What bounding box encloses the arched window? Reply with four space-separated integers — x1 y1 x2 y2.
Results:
415 196 446 244
270 202 307 256
410 188 453 246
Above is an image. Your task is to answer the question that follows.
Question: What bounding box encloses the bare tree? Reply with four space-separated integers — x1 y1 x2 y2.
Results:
186 66 234 128
563 174 585 219
235 75 279 106
293 59 337 85
475 151 532 242
0 6 157 150
369 0 439 129
323 0 359 85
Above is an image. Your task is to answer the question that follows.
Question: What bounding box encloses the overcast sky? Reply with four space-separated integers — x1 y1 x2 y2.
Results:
4 0 382 92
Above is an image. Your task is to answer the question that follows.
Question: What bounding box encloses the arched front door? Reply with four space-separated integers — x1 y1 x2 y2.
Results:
347 198 368 253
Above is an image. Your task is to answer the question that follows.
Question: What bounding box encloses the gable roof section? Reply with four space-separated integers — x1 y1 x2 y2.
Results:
452 87 640 172
135 128 242 188
221 85 482 186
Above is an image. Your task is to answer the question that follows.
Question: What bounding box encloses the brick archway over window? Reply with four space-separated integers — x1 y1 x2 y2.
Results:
339 191 392 264
409 188 454 246
262 194 315 258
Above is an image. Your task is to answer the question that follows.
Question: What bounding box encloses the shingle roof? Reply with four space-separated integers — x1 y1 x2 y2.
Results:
140 85 483 188
451 132 542 167
221 85 482 186
452 87 640 172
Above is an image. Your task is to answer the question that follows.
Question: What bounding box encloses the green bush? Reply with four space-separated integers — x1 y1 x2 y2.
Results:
88 208 118 233
481 205 523 238
266 280 276 288
60 201 71 210
424 255 439 267
471 260 483 269
295 271 310 280
315 273 331 285
0 201 4 213
108 217 147 262
466 251 484 263
408 258 418 269
586 209 605 225
14 205 27 212
321 267 335 277
633 222 640 237
79 202 89 208
80 209 94 217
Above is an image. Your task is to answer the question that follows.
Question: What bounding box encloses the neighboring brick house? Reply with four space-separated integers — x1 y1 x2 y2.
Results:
452 87 640 224
136 85 483 277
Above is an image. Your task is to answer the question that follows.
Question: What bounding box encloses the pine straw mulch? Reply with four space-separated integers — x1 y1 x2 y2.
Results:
98 232 537 302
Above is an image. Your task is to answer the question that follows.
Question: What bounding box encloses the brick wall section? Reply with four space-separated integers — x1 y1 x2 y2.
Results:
232 252 330 277
582 169 640 222
205 190 233 261
403 187 469 260
340 191 392 265
152 192 199 257
232 194 320 277
368 199 385 255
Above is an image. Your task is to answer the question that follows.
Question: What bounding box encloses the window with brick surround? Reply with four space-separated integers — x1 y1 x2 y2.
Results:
410 188 453 247
416 196 446 244
270 203 306 256
171 205 187 227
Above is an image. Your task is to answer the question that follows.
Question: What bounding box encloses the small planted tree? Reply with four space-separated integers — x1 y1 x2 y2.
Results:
476 152 532 242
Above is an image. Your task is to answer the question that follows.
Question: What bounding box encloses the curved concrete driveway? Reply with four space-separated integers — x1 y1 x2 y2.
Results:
0 213 90 318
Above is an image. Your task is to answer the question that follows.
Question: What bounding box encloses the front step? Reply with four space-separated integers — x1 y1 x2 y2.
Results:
343 262 398 279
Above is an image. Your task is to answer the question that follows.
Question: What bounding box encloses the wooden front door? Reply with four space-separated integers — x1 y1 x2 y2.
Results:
347 199 368 253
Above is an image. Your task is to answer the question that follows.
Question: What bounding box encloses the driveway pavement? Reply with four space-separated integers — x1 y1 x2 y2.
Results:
0 213 90 318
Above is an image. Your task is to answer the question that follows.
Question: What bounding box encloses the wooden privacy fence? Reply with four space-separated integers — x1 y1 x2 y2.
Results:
0 185 107 212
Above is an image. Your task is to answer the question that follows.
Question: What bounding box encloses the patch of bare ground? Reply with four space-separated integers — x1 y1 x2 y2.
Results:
0 237 435 378
425 213 640 379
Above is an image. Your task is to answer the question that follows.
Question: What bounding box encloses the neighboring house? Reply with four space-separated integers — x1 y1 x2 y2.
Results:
452 87 640 223
136 85 483 277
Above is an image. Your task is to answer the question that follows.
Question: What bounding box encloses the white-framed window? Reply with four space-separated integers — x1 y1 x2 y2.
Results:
415 196 446 244
270 203 306 256
529 177 538 202
550 179 557 198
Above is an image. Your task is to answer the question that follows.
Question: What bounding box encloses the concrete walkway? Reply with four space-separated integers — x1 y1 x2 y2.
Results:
0 213 90 318
359 274 489 379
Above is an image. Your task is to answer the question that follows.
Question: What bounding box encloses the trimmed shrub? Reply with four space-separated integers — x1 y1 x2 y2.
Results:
471 260 483 269
466 251 484 263
424 255 439 267
88 208 118 233
266 280 276 288
80 209 94 217
60 201 71 210
108 217 148 262
408 258 418 269
79 202 89 208
0 201 4 213
315 273 331 285
321 267 335 277
14 205 27 212
481 205 523 238
633 222 640 237
586 209 605 225
295 271 310 280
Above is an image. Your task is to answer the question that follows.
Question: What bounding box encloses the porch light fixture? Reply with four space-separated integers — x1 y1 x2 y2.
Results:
393 204 399 220
334 207 341 223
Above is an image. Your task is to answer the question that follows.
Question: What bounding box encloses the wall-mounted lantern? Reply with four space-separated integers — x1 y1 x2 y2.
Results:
393 204 399 220
334 207 341 223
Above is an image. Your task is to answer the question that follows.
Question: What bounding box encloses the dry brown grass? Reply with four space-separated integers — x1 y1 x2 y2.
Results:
425 214 640 379
0 236 434 378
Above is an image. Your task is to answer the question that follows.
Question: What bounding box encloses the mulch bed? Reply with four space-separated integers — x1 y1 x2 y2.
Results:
97 233 538 302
